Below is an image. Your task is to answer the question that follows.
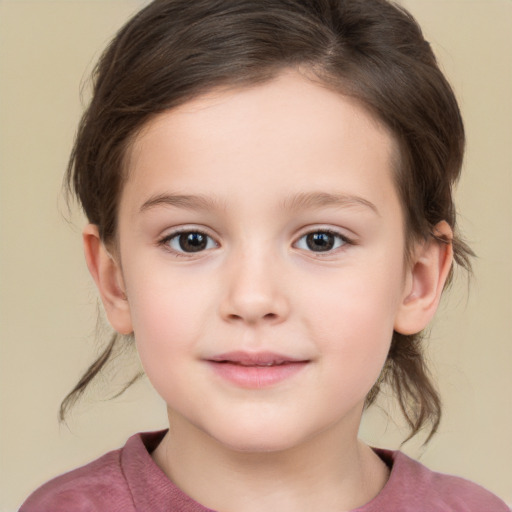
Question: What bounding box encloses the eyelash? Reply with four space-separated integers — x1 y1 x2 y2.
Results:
294 229 353 255
158 229 217 258
158 228 354 258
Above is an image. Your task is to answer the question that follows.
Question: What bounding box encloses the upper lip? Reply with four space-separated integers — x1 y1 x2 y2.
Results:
208 351 309 366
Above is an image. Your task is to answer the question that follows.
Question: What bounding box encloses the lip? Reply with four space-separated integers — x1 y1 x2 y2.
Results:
206 351 310 389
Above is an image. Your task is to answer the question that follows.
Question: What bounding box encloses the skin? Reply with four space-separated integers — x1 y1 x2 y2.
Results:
84 70 453 511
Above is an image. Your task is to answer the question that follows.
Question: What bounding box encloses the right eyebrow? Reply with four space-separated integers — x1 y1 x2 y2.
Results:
139 193 227 213
280 191 380 216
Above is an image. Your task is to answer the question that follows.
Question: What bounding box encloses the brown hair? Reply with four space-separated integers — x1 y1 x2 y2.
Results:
61 0 473 443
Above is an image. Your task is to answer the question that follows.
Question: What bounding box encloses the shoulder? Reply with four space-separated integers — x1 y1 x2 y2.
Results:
20 430 213 512
19 446 132 512
370 448 510 512
18 431 168 512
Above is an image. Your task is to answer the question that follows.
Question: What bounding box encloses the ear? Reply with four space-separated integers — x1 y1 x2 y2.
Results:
83 224 133 335
394 221 454 335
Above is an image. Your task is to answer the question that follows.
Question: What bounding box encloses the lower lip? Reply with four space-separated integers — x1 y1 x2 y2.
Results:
207 361 308 388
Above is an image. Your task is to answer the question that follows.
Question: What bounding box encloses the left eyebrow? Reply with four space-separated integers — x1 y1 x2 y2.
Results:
139 193 227 213
280 192 380 216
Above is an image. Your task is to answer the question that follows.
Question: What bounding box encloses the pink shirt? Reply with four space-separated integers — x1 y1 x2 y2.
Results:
20 430 509 511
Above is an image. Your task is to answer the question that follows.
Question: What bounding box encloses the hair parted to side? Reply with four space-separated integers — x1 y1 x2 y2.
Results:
62 0 473 443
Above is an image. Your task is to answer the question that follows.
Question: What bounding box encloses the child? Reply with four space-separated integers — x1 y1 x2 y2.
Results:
20 0 510 510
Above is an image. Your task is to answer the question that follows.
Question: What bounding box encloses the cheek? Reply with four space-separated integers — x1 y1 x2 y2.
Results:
124 275 209 406
308 258 404 335
304 258 405 389
124 266 214 365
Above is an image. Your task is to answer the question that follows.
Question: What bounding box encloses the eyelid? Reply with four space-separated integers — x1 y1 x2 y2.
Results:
158 226 219 257
293 227 355 254
157 225 356 258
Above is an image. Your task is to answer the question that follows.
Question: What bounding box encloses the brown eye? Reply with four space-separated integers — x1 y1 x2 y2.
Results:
295 230 348 253
164 231 216 253
306 232 335 251
179 232 207 252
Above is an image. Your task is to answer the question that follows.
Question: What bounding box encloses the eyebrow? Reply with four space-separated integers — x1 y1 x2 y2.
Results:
139 191 379 216
139 193 227 213
280 192 380 216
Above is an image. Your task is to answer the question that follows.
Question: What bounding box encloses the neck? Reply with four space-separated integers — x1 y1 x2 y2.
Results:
152 409 390 512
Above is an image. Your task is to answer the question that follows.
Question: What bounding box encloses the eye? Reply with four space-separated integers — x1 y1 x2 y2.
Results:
161 230 217 255
294 230 350 253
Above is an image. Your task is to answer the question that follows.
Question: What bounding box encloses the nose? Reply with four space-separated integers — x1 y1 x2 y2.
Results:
218 247 290 326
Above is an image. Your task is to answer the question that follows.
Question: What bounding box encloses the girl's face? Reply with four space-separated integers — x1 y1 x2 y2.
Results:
114 70 412 452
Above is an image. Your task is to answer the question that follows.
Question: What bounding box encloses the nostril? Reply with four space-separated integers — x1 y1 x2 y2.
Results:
219 289 290 325
226 311 279 324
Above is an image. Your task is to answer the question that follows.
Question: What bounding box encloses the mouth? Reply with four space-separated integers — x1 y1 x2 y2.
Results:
206 351 310 388
210 351 306 365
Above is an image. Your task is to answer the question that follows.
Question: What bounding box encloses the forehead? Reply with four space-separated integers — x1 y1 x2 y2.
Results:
123 70 400 218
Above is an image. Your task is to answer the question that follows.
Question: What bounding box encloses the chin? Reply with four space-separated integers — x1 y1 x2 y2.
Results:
220 437 300 454
207 422 314 454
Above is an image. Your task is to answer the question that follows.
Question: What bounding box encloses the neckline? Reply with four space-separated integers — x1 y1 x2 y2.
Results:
123 430 406 512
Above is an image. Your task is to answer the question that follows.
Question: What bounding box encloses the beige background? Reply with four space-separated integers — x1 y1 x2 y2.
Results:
0 0 511 510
